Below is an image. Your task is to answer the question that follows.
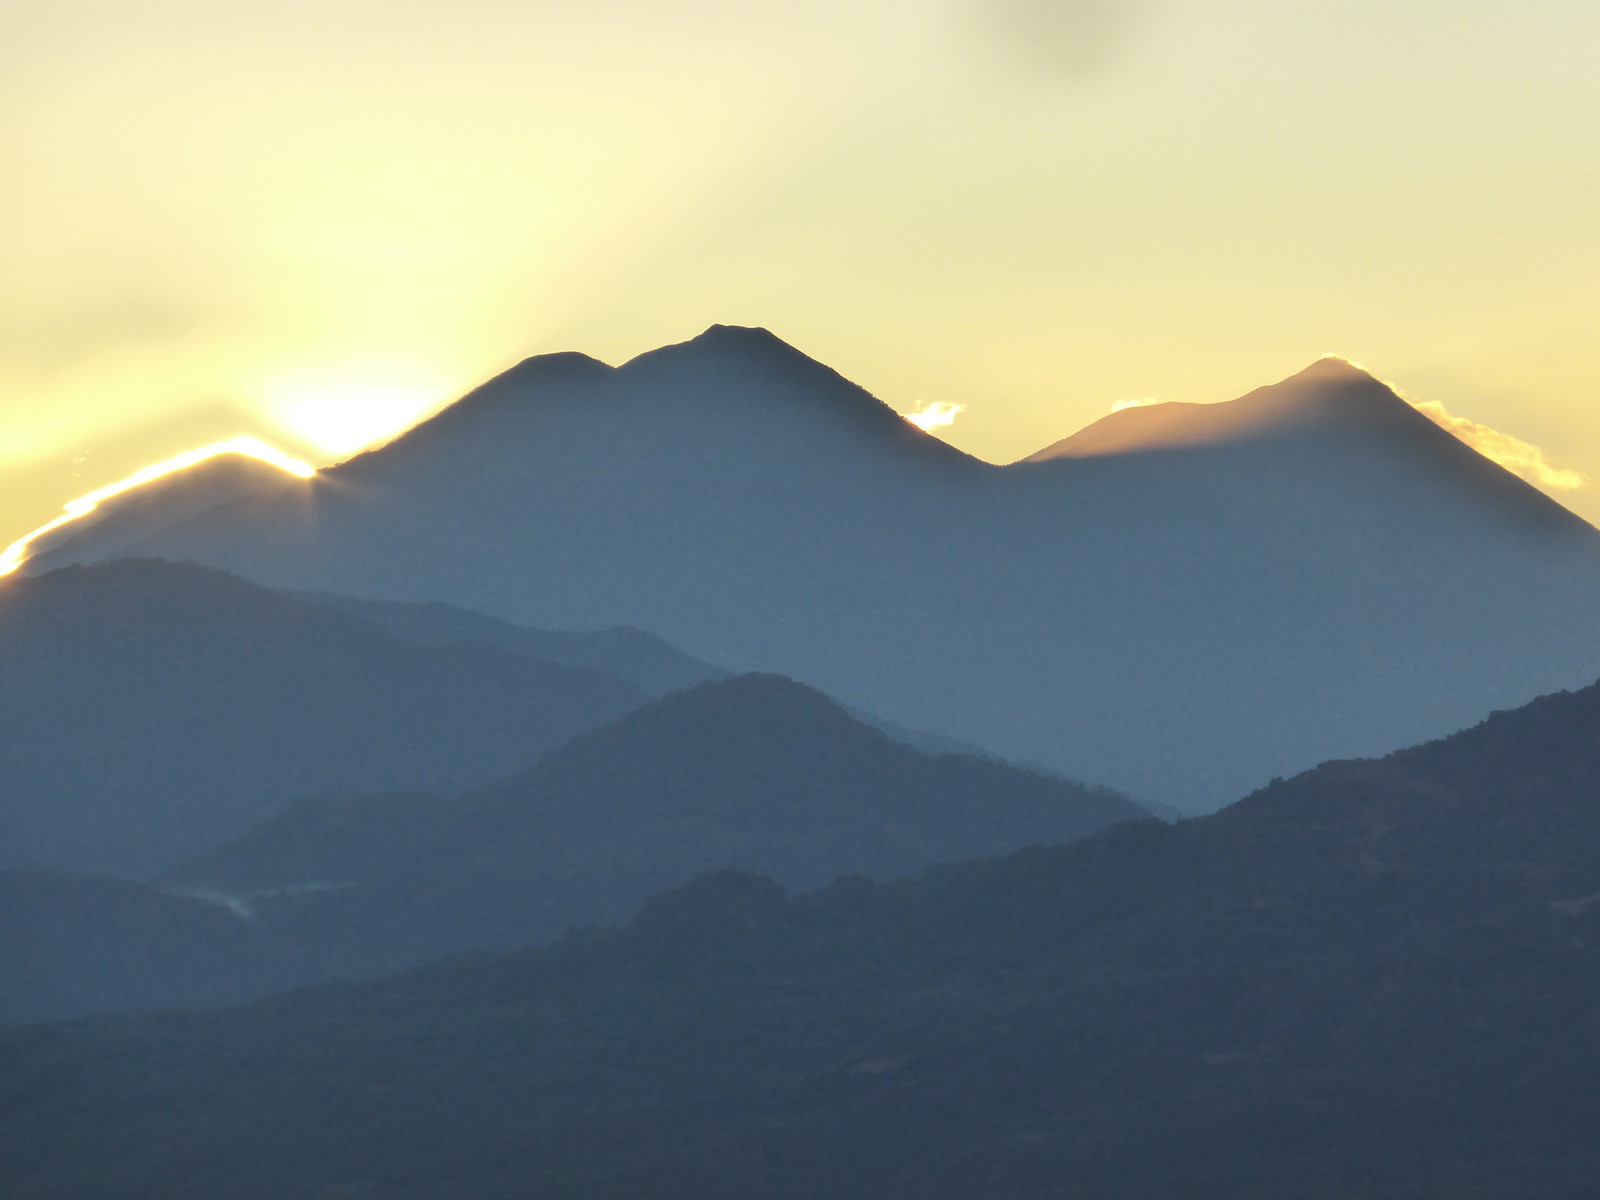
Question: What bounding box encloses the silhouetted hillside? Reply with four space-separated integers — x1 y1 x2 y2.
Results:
35 328 1600 811
8 676 1600 1197
0 559 646 878
165 674 1147 989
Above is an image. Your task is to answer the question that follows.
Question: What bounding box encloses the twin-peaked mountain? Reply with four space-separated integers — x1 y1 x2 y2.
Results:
33 327 1600 809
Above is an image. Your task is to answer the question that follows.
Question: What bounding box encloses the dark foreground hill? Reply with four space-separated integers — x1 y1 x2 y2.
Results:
7 679 1600 1198
0 559 646 878
33 330 1600 811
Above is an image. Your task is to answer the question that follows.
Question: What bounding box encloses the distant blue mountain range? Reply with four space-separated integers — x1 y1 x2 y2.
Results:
31 326 1600 810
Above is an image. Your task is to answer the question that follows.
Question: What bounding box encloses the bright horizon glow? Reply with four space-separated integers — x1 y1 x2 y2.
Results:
4 2 1599 535
250 359 458 458
266 381 447 458
0 437 315 578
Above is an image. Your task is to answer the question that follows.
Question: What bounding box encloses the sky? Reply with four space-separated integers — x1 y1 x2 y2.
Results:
4 0 1598 545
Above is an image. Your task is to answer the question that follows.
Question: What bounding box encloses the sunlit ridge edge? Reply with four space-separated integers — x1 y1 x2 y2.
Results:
0 437 316 578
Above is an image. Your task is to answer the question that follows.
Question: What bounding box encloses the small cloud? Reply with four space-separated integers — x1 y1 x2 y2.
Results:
902 400 966 432
1409 398 1586 491
1111 397 1158 413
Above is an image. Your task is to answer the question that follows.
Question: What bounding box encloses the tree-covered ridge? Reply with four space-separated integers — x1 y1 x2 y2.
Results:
6 678 1600 1198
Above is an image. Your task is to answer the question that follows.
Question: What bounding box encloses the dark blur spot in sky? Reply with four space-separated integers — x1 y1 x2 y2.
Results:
984 0 1153 79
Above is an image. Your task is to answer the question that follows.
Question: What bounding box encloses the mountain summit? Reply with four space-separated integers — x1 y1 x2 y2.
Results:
1024 356 1584 532
323 326 979 489
1035 357 1465 453
32 333 1600 810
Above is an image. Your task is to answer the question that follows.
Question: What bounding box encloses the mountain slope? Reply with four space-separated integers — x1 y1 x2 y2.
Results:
33 329 1600 810
19 450 314 574
289 591 729 696
1025 354 1584 530
0 559 647 878
8 676 1600 1198
161 673 1148 988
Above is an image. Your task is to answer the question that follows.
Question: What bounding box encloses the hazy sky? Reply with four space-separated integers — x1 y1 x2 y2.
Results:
4 0 1598 544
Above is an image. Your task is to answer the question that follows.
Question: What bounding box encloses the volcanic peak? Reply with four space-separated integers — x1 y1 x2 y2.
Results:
1023 355 1422 463
495 349 615 384
618 323 850 388
1293 354 1382 383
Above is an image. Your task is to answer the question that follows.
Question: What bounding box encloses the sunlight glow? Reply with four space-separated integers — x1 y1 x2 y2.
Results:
902 400 966 431
1408 399 1587 492
1111 397 1158 413
0 437 315 577
267 380 445 458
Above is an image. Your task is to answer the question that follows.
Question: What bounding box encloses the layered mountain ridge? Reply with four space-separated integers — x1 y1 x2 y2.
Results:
0 667 1145 1023
28 327 1600 809
9 669 1600 1198
0 559 651 878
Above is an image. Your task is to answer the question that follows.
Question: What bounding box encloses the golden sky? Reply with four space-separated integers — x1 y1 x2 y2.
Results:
4 0 1598 542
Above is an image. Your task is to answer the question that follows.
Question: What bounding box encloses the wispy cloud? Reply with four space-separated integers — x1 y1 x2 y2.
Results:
902 400 966 432
1409 399 1586 491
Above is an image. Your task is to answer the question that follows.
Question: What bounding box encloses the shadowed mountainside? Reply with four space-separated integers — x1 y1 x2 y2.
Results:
0 559 647 879
31 328 1600 810
0 674 1146 1023
288 591 729 696
170 674 1145 994
7 674 1600 1197
0 871 252 1021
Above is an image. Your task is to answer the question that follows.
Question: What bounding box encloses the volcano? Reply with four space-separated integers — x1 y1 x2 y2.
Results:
32 328 1600 810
